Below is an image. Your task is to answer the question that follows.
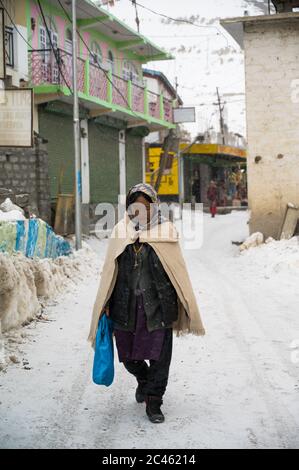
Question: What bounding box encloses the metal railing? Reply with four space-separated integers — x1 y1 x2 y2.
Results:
29 48 85 92
28 48 173 122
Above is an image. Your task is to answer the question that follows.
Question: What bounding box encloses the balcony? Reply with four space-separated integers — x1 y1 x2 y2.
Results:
28 48 174 129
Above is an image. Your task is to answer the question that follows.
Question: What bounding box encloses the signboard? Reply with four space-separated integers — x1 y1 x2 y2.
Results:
173 107 196 123
0 8 5 79
0 89 33 147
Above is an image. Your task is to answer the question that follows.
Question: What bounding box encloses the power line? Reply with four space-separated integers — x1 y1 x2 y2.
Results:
75 1 162 63
0 0 34 50
67 48 166 63
77 0 226 41
142 34 217 38
128 0 230 46
37 0 73 95
0 0 74 96
57 0 149 120
1 0 152 114
182 97 245 106
73 0 224 54
132 0 140 33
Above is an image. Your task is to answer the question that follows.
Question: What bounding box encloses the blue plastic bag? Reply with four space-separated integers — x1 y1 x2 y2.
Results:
92 313 114 386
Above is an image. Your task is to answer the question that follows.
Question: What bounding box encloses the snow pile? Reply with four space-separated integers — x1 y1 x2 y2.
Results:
0 198 24 215
239 232 264 252
239 235 299 274
0 241 96 335
0 210 26 221
0 198 25 222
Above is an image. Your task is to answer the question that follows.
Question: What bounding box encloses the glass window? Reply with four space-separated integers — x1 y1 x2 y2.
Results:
107 50 114 73
65 28 72 54
89 41 102 66
122 60 140 84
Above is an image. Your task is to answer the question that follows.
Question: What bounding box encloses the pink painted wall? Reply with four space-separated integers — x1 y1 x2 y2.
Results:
30 3 39 50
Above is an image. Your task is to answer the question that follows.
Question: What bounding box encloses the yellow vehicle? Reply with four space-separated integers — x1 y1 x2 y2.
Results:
145 146 179 200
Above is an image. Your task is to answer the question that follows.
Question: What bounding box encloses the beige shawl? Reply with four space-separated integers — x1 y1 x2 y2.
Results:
88 214 205 347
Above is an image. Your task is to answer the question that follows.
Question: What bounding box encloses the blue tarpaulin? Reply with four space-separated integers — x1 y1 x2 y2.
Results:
0 218 72 259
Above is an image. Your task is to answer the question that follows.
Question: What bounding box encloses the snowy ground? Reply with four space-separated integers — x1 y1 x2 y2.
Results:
0 210 299 449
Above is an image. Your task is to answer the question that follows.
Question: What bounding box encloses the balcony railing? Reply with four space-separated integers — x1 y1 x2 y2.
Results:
29 49 85 93
28 48 174 124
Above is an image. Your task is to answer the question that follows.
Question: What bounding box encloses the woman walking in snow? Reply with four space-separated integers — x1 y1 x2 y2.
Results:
88 183 205 424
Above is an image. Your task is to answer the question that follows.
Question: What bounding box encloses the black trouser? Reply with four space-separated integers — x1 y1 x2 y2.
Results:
123 328 173 399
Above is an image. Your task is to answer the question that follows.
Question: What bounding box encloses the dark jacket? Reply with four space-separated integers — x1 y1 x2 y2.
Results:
109 242 178 332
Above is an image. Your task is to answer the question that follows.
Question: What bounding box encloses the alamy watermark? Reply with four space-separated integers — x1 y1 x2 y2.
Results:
93 198 204 250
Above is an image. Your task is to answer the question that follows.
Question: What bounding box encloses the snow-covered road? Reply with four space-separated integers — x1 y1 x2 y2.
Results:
1 211 299 449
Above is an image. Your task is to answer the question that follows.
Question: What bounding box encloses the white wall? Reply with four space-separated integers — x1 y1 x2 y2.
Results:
244 20 299 238
144 76 160 95
5 25 29 87
144 75 174 101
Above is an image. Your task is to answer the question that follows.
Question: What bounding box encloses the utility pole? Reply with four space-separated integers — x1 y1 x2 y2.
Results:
154 129 175 193
179 134 201 214
132 1 140 33
175 76 178 105
72 0 82 250
215 87 226 145
175 76 185 214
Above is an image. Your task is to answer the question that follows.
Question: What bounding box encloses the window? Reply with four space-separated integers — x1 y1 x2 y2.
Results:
39 24 58 51
65 28 72 55
89 41 103 67
39 24 59 83
122 60 140 84
107 50 114 74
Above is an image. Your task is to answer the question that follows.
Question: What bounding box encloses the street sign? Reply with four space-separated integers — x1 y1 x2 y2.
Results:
0 89 33 147
0 8 5 79
173 107 196 123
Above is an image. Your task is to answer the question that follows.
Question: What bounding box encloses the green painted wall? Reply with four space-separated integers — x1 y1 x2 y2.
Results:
88 121 119 204
38 107 75 199
88 124 143 204
38 106 144 205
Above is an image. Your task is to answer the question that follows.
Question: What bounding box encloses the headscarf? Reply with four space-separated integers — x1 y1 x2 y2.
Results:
126 183 167 231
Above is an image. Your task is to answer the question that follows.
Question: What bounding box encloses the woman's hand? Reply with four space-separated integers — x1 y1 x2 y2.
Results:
104 304 110 317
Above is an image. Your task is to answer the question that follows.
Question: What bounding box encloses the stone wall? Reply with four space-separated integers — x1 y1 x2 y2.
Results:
0 137 51 223
244 20 299 239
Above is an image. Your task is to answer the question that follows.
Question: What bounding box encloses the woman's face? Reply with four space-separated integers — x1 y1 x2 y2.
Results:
128 194 154 226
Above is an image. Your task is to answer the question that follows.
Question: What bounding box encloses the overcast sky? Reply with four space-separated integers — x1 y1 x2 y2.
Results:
99 0 271 139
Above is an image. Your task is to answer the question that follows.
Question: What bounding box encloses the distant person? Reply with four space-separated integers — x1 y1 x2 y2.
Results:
207 180 218 218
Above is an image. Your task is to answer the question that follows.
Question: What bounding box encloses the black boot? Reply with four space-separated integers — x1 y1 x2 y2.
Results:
145 395 165 423
135 379 147 403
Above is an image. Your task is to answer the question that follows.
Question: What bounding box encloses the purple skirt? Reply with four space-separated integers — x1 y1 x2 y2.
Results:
113 294 166 363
